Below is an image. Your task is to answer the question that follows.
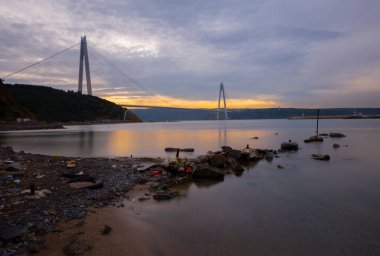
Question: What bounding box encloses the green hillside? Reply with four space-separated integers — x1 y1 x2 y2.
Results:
2 84 141 122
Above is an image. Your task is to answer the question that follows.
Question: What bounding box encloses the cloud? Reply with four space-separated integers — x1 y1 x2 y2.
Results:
0 0 379 108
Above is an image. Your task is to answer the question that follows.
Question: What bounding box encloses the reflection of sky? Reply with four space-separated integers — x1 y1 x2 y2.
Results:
0 119 379 158
1 1 380 108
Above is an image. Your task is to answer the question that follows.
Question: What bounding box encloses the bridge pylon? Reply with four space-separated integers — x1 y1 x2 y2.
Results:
78 36 92 95
217 82 228 120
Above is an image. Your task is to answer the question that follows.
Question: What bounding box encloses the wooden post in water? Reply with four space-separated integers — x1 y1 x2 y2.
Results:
316 108 320 136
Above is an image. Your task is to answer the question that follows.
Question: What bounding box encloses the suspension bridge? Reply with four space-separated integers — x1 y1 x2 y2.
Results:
1 36 228 119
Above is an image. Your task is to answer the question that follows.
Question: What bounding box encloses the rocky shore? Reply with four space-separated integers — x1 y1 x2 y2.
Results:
0 145 276 255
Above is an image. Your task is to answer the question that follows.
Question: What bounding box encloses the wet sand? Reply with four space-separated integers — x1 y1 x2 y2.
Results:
38 185 188 256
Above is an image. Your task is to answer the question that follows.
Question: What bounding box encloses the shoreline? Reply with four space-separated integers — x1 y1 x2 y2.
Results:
0 145 272 255
0 146 164 255
0 120 134 132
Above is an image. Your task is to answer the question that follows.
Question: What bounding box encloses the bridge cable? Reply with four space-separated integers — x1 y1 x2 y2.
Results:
87 45 178 107
2 43 80 80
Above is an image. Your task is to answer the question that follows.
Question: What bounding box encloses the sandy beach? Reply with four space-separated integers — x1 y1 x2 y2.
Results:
38 184 188 256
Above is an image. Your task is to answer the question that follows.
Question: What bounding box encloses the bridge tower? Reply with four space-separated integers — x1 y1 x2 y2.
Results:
78 36 92 95
217 82 228 120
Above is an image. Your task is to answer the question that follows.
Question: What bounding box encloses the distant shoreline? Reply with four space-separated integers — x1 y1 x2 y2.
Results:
288 115 380 120
0 120 130 131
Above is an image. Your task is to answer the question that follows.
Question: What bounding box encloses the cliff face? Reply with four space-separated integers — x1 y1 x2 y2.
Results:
0 80 35 121
1 83 141 123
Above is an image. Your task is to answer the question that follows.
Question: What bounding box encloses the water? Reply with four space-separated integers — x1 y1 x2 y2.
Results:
1 119 380 255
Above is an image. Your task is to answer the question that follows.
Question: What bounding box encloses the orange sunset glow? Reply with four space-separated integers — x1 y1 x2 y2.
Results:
102 95 279 109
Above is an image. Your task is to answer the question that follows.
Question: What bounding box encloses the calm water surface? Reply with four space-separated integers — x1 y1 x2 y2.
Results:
1 119 380 255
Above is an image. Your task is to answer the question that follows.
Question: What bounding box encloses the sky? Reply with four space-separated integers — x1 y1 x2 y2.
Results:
0 0 380 108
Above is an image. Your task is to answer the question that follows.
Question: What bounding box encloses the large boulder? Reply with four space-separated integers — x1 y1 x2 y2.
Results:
193 164 224 180
195 155 209 164
221 146 233 153
228 149 242 159
208 154 226 167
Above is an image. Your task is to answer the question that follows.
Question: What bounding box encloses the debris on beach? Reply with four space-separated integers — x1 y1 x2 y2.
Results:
66 160 77 168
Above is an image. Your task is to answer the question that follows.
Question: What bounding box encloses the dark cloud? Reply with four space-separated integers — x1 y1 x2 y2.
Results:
0 0 379 107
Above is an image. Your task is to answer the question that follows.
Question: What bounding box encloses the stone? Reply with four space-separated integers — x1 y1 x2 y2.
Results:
0 226 23 242
221 146 233 153
312 154 330 161
195 155 209 164
5 162 23 172
277 165 285 169
4 175 13 181
153 191 172 200
241 148 259 159
193 164 224 180
330 132 346 138
333 143 340 148
280 141 299 151
208 154 226 167
229 149 242 159
233 165 244 173
102 225 112 235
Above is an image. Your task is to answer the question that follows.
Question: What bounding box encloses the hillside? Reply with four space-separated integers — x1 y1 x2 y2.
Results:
2 84 141 123
0 80 35 121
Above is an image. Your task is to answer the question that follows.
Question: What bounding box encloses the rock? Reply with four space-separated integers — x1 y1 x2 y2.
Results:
312 154 330 161
226 149 242 159
333 143 340 148
153 191 173 200
280 141 299 151
221 146 233 153
330 132 346 138
0 226 23 242
5 162 23 172
241 148 259 159
208 154 226 167
102 225 112 235
193 164 224 180
4 175 13 181
195 155 209 164
233 165 244 173
61 171 84 178
21 189 52 198
277 165 285 169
